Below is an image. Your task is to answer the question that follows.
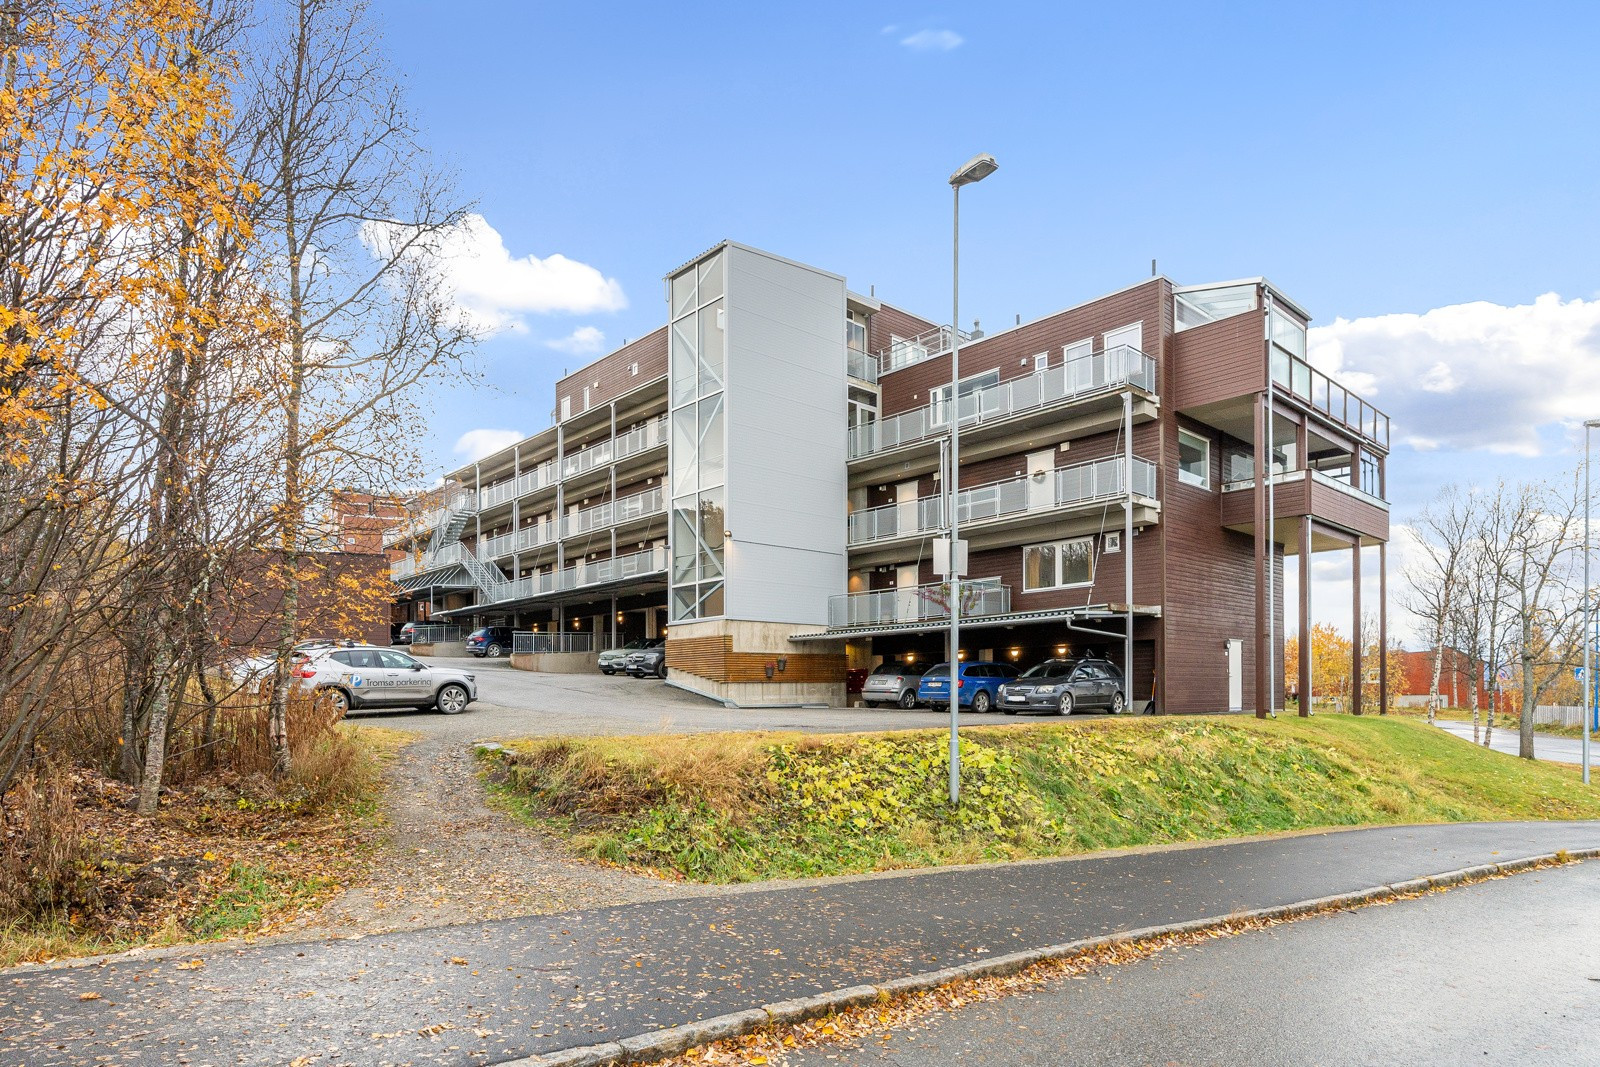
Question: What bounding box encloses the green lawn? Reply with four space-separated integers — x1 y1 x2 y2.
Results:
482 714 1600 883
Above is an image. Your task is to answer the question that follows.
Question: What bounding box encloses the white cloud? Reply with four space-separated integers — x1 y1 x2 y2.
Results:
360 213 626 335
453 428 523 463
900 29 963 51
1307 293 1600 457
545 326 606 356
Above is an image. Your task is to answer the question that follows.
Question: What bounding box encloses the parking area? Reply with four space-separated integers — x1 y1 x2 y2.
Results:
346 657 1090 740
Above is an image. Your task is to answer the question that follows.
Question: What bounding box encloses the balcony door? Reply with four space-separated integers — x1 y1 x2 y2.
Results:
896 564 920 622
895 479 919 538
1027 450 1054 511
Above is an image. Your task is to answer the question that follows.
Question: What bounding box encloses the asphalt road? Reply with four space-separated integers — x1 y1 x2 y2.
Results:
344 655 1069 739
1433 718 1594 764
786 856 1600 1067
4 822 1597 1066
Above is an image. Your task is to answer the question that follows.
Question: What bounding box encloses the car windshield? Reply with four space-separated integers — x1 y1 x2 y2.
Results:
924 663 952 676
1021 659 1077 679
870 663 907 676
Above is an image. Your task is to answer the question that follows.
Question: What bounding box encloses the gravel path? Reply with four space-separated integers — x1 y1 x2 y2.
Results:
289 737 703 936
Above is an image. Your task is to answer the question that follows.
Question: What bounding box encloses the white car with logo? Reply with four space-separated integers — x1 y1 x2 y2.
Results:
295 645 477 715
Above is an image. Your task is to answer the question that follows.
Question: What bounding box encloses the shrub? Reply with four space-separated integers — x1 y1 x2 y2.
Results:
0 762 92 920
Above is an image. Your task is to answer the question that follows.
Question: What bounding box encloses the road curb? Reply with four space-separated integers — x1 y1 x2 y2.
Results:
501 848 1597 1066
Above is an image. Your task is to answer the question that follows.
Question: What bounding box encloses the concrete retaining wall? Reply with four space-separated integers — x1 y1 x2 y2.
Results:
410 641 466 658
510 651 601 674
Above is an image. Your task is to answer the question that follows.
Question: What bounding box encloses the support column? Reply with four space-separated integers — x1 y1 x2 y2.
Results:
1351 543 1363 715
610 593 618 650
1253 394 1268 718
1299 516 1312 717
1378 541 1388 715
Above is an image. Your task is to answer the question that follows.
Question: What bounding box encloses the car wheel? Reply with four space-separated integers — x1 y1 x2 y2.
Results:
322 687 350 717
435 683 469 715
1058 692 1075 716
897 689 917 710
655 660 668 679
1003 707 1018 715
600 667 614 675
971 690 992 714
486 643 503 658
1109 691 1126 714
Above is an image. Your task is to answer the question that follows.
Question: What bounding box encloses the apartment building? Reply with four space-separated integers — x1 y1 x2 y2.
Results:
388 241 1391 713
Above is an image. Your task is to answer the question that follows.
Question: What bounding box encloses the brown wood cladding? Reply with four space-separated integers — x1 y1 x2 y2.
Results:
666 635 847 684
1217 474 1389 543
868 302 939 357
878 279 1166 419
1170 312 1264 411
556 327 667 416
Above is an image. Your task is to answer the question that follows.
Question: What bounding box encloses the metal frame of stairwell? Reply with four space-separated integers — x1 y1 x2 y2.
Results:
388 242 1391 713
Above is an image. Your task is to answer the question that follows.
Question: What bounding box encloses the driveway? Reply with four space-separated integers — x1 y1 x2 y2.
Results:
1433 719 1594 764
346 656 1067 739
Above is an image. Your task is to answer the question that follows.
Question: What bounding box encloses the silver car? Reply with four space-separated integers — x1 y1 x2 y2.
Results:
296 645 477 715
860 662 925 709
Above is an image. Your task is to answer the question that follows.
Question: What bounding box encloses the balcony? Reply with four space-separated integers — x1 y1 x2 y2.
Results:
1270 349 1390 451
828 576 1010 630
1220 467 1389 546
476 519 560 560
390 541 473 581
848 346 1157 463
475 458 559 513
496 545 669 603
876 325 970 375
847 348 879 384
562 415 668 481
561 485 666 539
848 456 1159 548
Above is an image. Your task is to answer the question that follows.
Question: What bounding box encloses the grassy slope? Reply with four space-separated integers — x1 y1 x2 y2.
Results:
488 715 1600 884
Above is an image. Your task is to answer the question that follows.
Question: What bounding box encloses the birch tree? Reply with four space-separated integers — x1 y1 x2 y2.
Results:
1401 486 1478 725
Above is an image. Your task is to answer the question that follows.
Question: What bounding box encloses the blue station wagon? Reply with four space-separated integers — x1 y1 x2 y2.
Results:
916 661 1020 713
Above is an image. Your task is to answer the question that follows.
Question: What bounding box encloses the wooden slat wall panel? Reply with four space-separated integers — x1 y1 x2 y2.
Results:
666 635 847 684
556 327 668 417
1170 313 1264 411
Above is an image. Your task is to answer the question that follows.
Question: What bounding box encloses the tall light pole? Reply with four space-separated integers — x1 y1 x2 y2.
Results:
946 152 997 807
1584 418 1598 785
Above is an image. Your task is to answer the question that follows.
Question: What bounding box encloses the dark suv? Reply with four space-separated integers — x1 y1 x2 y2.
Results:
998 657 1125 715
465 626 514 658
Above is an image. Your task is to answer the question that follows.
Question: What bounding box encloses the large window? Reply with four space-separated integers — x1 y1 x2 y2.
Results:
929 369 1000 426
1023 537 1094 591
1177 429 1210 489
668 252 728 621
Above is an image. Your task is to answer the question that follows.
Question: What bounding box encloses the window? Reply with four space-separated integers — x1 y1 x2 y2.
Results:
1177 429 1210 489
1032 352 1049 374
847 318 868 352
1023 537 1094 591
630 361 639 376
1103 531 1121 554
929 369 1000 426
1103 322 1143 356
378 650 418 670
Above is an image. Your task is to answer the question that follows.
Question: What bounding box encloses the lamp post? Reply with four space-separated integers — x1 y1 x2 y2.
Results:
1584 418 1598 785
946 152 997 807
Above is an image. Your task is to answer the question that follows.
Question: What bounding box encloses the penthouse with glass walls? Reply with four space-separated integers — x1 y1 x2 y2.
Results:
387 241 1390 713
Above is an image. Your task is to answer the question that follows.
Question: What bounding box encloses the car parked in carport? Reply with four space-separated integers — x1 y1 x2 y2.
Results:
860 661 926 709
624 645 668 679
600 638 663 675
998 657 1125 715
916 661 1019 713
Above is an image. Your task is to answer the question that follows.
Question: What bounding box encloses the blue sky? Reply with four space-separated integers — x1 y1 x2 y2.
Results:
373 1 1600 640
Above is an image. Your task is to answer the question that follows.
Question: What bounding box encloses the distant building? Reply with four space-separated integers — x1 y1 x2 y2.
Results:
389 242 1392 711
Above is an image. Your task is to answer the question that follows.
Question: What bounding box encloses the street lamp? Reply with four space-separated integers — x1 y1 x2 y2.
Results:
946 153 997 807
1584 418 1599 785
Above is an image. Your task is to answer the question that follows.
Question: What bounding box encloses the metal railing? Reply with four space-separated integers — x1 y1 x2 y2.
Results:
828 576 1010 629
477 519 561 560
390 541 474 580
382 489 475 546
562 416 669 480
876 325 970 374
511 631 596 654
1271 348 1390 449
848 346 1157 460
847 348 879 383
562 486 666 538
847 456 1158 546
409 624 463 645
1220 467 1390 511
491 545 669 604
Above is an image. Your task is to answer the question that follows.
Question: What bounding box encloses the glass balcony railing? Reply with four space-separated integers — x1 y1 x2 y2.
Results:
389 541 473 580
848 456 1158 546
847 348 879 383
828 576 1010 629
1270 349 1389 450
1220 467 1390 511
849 346 1157 461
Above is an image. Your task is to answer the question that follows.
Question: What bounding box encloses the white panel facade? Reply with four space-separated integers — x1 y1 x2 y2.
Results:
722 244 848 626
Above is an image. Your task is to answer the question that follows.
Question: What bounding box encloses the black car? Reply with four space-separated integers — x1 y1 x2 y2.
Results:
998 657 1125 715
395 622 416 645
465 626 514 658
599 637 663 675
624 646 667 679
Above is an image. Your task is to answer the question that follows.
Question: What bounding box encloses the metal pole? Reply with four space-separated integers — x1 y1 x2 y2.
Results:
1123 390 1133 711
1264 292 1277 716
949 182 962 807
1583 420 1593 784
